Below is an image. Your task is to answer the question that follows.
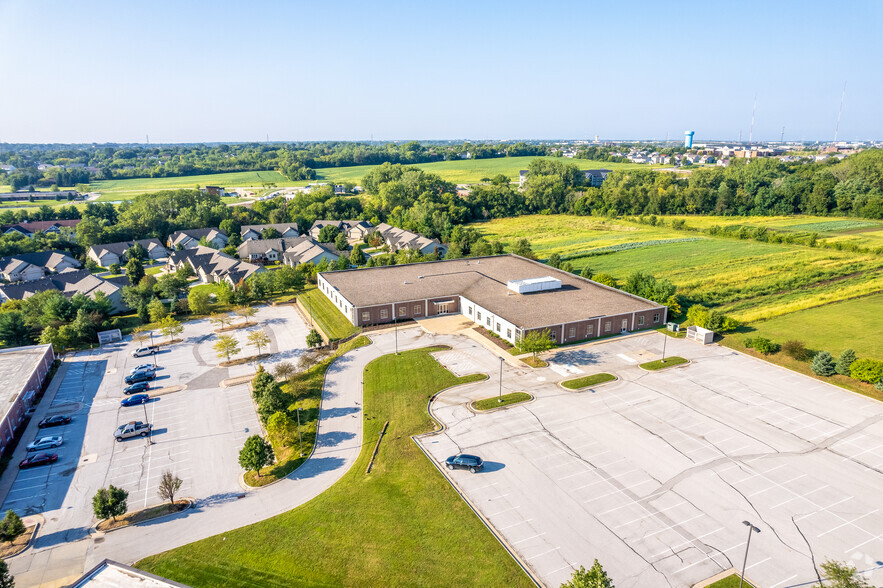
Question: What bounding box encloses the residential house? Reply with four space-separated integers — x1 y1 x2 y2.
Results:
371 223 447 256
308 220 373 241
166 228 228 250
240 223 300 241
282 239 340 268
2 219 80 238
166 246 263 288
583 169 612 188
203 186 226 197
0 251 81 282
87 239 169 268
0 269 126 312
333 185 347 195
237 237 302 263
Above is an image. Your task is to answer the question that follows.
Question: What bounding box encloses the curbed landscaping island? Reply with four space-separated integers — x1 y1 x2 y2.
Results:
472 392 533 411
640 356 688 370
561 373 616 390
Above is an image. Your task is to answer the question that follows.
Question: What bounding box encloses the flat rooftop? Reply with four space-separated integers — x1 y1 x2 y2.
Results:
0 345 51 417
321 254 662 329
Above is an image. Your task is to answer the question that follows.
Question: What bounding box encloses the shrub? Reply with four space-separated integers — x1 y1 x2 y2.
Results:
745 337 780 355
811 351 837 376
849 358 883 384
782 340 813 362
875 380 883 392
836 349 857 376
0 510 25 542
108 263 121 274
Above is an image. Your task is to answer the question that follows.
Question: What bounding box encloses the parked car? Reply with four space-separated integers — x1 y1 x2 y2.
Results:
130 364 155 373
114 421 152 441
131 345 159 358
445 454 484 473
38 415 72 428
19 452 58 469
123 381 150 394
124 371 156 385
27 435 63 452
121 394 150 407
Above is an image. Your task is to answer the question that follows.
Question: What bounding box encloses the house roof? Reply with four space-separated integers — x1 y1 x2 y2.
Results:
320 254 663 330
88 239 166 259
0 269 120 302
282 239 339 265
237 236 306 257
240 223 299 236
309 220 371 234
169 246 262 283
2 219 81 235
0 250 79 274
168 228 227 246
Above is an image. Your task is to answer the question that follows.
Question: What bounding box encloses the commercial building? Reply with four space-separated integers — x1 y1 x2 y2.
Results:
0 344 55 455
71 559 187 588
318 255 667 345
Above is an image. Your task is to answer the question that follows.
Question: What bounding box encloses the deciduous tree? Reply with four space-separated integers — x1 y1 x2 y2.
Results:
92 485 128 521
188 289 211 315
560 559 614 588
234 306 257 326
306 329 323 349
157 470 183 509
267 411 295 446
816 559 870 588
238 435 274 478
518 329 554 360
158 316 183 342
247 329 271 356
213 334 240 363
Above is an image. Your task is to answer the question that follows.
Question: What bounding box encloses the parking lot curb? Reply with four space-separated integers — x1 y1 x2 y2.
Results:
557 374 620 392
466 393 536 414
637 358 693 372
151 385 186 397
4 516 42 559
89 498 194 536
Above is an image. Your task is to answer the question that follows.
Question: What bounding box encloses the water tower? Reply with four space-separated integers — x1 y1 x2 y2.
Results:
684 131 695 149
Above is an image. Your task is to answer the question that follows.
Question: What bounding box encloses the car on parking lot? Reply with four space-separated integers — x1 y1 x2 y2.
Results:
445 454 484 473
27 435 63 452
125 371 156 385
121 394 150 407
115 421 152 441
131 364 155 373
132 345 159 358
123 381 150 394
38 415 72 428
19 452 58 469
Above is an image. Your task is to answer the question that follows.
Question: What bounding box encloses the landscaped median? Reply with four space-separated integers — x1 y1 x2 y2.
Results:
471 392 533 411
136 346 532 587
96 500 191 533
561 372 617 390
640 356 689 370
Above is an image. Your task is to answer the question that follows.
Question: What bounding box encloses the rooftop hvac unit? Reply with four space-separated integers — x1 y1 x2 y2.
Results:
507 276 562 294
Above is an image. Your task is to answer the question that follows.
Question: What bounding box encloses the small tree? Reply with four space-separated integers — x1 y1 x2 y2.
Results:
561 559 614 588
836 349 857 376
188 289 211 315
125 257 145 284
147 298 167 323
258 385 288 421
213 334 241 363
238 435 274 478
132 326 151 346
334 232 349 251
158 316 183 343
811 351 837 376
518 329 554 360
273 361 295 382
247 329 271 356
210 312 234 330
782 340 812 361
157 470 183 509
745 337 780 355
592 273 619 288
108 262 121 275
267 411 295 446
234 306 257 326
349 244 366 266
92 485 128 522
0 510 25 542
306 329 323 349
816 559 870 588
0 560 13 588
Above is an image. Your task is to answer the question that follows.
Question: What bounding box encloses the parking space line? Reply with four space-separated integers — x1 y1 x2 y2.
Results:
817 510 878 537
614 501 687 530
846 534 883 552
639 513 704 539
526 547 560 561
795 496 852 521
772 485 829 508
486 505 520 517
650 527 724 558
511 532 546 545
498 519 533 530
769 574 799 588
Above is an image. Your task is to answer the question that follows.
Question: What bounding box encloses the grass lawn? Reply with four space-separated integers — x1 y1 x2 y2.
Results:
640 356 688 370
561 373 616 390
298 287 359 340
706 573 755 588
137 346 529 587
245 336 370 487
472 392 532 411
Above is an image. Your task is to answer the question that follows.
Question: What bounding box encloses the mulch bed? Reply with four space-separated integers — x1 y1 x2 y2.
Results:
0 524 36 558
219 353 270 367
96 500 189 532
472 327 514 350
214 322 253 333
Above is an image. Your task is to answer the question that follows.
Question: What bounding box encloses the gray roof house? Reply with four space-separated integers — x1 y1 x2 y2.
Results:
2 219 81 238
166 246 263 288
166 228 228 250
282 239 340 268
0 251 81 282
371 224 446 256
237 237 306 263
0 269 126 312
240 223 300 241
308 220 373 241
87 239 169 268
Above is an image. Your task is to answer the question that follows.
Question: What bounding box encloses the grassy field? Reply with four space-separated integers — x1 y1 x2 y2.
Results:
472 391 532 410
473 215 883 323
561 373 616 390
298 287 359 340
88 170 289 200
137 346 529 587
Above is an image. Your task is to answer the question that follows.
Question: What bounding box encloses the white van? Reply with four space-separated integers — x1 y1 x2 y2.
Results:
131 345 159 358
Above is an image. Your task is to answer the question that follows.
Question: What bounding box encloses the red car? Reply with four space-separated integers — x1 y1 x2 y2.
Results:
19 452 58 469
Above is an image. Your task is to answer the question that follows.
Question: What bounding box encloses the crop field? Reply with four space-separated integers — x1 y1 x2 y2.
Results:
89 170 290 200
473 215 883 323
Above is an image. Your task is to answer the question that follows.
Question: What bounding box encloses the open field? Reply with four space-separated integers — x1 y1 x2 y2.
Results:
89 170 290 200
136 346 530 587
473 215 883 323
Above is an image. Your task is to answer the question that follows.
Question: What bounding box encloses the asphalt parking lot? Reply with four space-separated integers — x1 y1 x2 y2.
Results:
421 333 883 588
0 304 305 557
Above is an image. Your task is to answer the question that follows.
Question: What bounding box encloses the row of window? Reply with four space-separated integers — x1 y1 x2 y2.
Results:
361 304 424 323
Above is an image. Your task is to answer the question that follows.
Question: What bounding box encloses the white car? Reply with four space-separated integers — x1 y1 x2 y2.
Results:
130 364 155 373
27 435 63 452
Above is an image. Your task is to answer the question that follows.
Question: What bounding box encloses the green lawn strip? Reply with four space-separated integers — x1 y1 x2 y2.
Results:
520 356 548 368
244 336 371 487
137 346 530 587
561 373 616 390
640 356 688 370
472 392 533 411
298 287 359 340
706 573 755 588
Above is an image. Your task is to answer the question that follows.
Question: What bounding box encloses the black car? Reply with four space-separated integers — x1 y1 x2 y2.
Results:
20 452 58 468
124 371 156 385
123 381 150 394
38 415 72 428
121 394 150 406
445 454 484 473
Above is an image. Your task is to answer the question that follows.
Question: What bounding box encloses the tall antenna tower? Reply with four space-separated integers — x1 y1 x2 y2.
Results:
146 134 149 145
834 81 847 143
266 133 269 143
748 94 757 146
780 126 785 143
739 130 742 144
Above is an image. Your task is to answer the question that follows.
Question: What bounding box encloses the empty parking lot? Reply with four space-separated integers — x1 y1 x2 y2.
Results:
421 333 883 587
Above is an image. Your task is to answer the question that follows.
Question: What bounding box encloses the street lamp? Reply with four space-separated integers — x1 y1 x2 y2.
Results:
661 329 668 363
739 521 761 588
142 401 153 445
149 331 156 367
394 316 398 355
498 357 504 402
297 407 303 457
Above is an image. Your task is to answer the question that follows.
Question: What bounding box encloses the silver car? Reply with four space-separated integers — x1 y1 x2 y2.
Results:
27 435 63 452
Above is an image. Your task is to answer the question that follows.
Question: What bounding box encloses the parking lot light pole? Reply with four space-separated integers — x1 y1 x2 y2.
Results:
739 520 761 588
661 330 668 363
149 331 157 367
142 402 153 445
394 317 398 355
297 408 303 457
498 357 504 402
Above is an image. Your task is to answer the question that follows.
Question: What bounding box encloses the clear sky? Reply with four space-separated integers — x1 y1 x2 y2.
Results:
0 0 880 143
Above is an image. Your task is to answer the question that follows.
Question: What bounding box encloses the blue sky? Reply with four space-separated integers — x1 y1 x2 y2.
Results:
0 0 880 143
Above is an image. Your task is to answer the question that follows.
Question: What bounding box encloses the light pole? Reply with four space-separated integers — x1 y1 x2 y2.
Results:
498 357 504 402
739 521 761 588
149 331 156 367
394 316 398 355
661 330 668 363
142 401 153 445
297 408 303 457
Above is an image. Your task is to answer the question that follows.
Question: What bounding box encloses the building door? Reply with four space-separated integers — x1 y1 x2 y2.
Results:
621 319 629 333
437 303 449 315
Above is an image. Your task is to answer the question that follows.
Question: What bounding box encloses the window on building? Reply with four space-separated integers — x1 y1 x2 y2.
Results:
399 306 407 317
414 305 422 315
507 328 512 339
468 306 473 315
638 316 645 326
568 326 576 338
361 311 370 322
477 311 482 320
496 322 501 332
653 313 660 323
604 321 611 332
380 309 388 319
587 324 594 335
486 317 491 327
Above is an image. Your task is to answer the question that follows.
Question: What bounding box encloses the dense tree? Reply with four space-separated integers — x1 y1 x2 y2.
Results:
0 312 30 346
92 485 128 521
849 358 883 384
561 559 614 588
811 351 837 376
0 510 25 542
187 289 211 315
147 298 167 323
306 329 323 348
238 435 274 478
125 257 145 285
836 349 857 376
267 411 296 446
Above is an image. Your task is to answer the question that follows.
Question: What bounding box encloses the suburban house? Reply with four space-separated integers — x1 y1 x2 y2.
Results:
87 239 169 268
371 223 447 256
0 251 81 282
282 239 340 268
308 220 373 241
236 237 302 263
2 219 81 238
318 254 667 346
584 169 612 187
0 269 126 312
166 228 228 250
203 186 226 197
166 246 263 287
240 223 300 241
